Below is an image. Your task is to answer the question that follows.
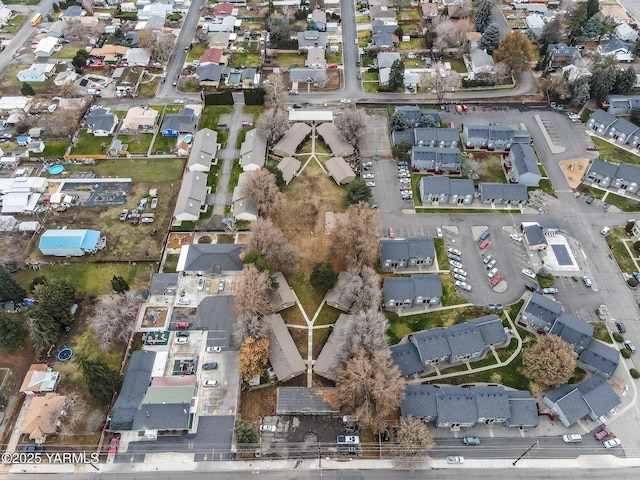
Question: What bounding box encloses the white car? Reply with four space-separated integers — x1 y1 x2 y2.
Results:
399 178 411 184
487 268 498 279
446 456 464 464
175 337 189 344
206 346 222 353
447 247 461 256
543 287 558 294
562 434 582 443
449 260 462 269
203 380 219 387
603 438 621 449
260 425 276 433
436 227 443 238
452 267 467 277
362 173 374 179
365 181 376 187
485 259 497 270
510 233 523 242
177 296 191 305
522 268 536 279
453 273 467 282
455 281 472 292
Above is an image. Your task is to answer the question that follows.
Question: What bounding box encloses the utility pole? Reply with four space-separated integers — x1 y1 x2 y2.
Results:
513 440 538 466
318 443 322 477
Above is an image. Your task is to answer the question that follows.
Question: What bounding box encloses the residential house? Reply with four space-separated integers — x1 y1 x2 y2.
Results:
316 122 354 157
562 64 592 83
402 384 538 428
413 128 459 147
208 31 231 49
232 172 259 221
314 314 353 381
240 67 257 88
306 46 326 68
371 19 398 35
272 123 312 157
139 15 165 30
419 177 474 205
518 292 563 331
89 45 129 64
421 3 439 22
605 95 640 115
380 237 435 272
266 314 306 382
615 23 638 42
394 106 441 128
240 129 267 171
172 171 209 222
391 315 507 376
463 49 495 80
289 68 328 86
20 365 61 396
370 5 396 23
411 146 461 174
297 30 327 51
84 108 118 136
38 229 103 256
585 159 640 195
161 108 197 136
34 37 59 58
277 156 301 185
187 128 217 172
120 106 158 133
21 393 66 444
383 274 443 311
208 16 237 32
126 48 151 66
377 51 401 69
53 70 78 86
0 96 31 112
508 143 541 186
546 43 580 71
325 157 356 185
372 33 397 50
601 4 632 24
213 2 234 17
526 14 545 36
462 125 518 150
200 48 227 65
598 37 634 62
276 387 341 415
176 243 244 275
0 176 47 214
522 223 548 251
28 141 44 154
47 21 67 38
196 64 229 87
17 64 55 82
0 6 13 25
586 109 618 135
325 271 353 311
550 312 594 353
543 376 621 427
309 9 327 31
269 272 296 312
478 183 528 206
447 4 468 19
607 117 640 146
61 5 85 21
138 3 172 21
578 340 620 379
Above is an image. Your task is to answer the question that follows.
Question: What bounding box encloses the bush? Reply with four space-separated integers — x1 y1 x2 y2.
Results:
621 348 631 359
625 222 635 233
537 273 554 289
631 368 640 379
613 332 624 343
634 240 640 252
627 277 638 288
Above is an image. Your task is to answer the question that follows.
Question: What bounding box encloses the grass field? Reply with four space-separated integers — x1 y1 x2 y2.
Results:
593 137 640 167
29 140 69 158
228 159 243 193
51 45 78 59
605 227 636 273
228 51 261 68
70 131 109 156
605 192 640 212
116 134 154 155
271 53 305 68
151 134 177 155
2 15 25 33
314 304 341 326
64 158 185 182
138 77 160 99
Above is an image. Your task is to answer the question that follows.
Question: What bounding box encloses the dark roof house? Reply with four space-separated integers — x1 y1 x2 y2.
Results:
549 312 594 353
380 237 435 272
276 387 341 415
578 340 620 379
314 314 353 381
508 143 541 186
520 293 563 331
110 350 156 431
478 182 528 205
176 244 244 275
266 314 306 382
161 108 197 136
419 177 474 205
383 274 443 312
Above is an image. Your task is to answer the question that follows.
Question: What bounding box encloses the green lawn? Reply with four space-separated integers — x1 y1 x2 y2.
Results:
593 137 640 167
2 15 25 33
70 131 109 156
236 128 248 149
441 275 468 307
271 53 305 69
228 159 243 193
387 305 491 345
163 254 179 273
507 299 525 321
187 44 206 62
605 227 637 273
604 192 640 212
117 134 154 155
397 38 424 51
537 179 556 198
138 77 160 99
593 322 613 344
326 53 342 65
63 158 185 182
287 269 326 315
200 105 234 136
434 238 448 270
207 161 221 193
398 9 421 20
151 134 177 155
228 51 261 68
51 45 79 59
29 140 68 158
14 262 156 295
314 304 341 326
466 152 506 183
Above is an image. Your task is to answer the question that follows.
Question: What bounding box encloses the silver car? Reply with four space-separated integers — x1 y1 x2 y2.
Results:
452 267 467 277
449 260 462 269
485 259 497 270
487 268 498 279
453 273 467 282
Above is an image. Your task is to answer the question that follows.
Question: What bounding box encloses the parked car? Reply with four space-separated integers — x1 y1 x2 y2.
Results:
624 340 636 353
491 275 502 286
461 104 468 112
482 254 493 265
175 321 191 329
436 227 443 238
522 269 536 279
510 233 523 242
448 247 461 256
462 437 480 445
487 268 498 279
175 336 189 344
260 425 276 433
202 362 218 370
485 259 497 270
399 178 411 184
479 230 490 241
452 267 467 277
366 181 376 187
603 438 621 449
525 283 541 293
542 287 558 294
595 428 612 440
218 279 225 292
449 260 462 269
455 105 463 113
241 121 253 127
447 456 464 464
478 240 490 249
454 280 472 292
362 173 374 179
206 346 222 353
119 209 128 221
388 228 395 238
176 331 189 337
586 145 598 151
453 273 467 282
582 276 592 287
586 196 595 204
203 380 219 387
562 434 582 443
448 253 461 262
615 321 627 334
197 277 205 291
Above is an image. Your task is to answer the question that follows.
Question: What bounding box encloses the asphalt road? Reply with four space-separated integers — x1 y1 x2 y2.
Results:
618 0 640 25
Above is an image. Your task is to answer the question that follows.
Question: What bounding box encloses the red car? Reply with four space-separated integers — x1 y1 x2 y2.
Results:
491 275 502 286
461 104 468 112
388 228 395 238
108 433 121 455
478 240 490 249
241 121 253 128
400 185 412 191
328 64 338 69
175 322 191 329
586 145 598 151
595 428 612 440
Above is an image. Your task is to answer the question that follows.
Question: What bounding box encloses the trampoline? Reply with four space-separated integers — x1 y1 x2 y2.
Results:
49 165 64 175
57 348 73 362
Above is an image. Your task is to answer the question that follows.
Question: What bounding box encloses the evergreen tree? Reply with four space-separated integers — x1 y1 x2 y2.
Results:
581 15 602 42
80 359 122 403
613 67 637 95
111 276 130 293
0 268 25 302
566 3 588 44
474 0 494 33
586 0 599 19
390 111 409 131
30 278 75 328
539 16 562 48
418 114 437 128
20 83 35 96
479 23 501 53
346 179 373 205
571 81 590 106
266 164 286 189
235 419 258 443
388 59 405 91
310 262 338 290
631 108 640 127
0 313 27 351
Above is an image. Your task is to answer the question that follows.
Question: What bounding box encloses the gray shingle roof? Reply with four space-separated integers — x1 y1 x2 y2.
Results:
371 19 398 34
616 162 640 185
110 350 156 430
314 314 353 380
510 143 539 175
588 109 617 128
395 106 440 127
289 68 328 83
587 158 618 179
276 387 341 415
523 224 547 247
377 52 401 69
505 390 539 427
297 30 327 48
479 183 528 203
420 176 474 196
132 402 191 431
579 376 621 418
402 384 438 419
85 108 117 133
161 107 197 133
473 385 511 420
389 341 425 377
383 274 443 304
522 293 563 330
267 314 306 381
178 244 244 274
435 387 479 424
550 313 594 352
578 340 620 378
414 127 459 145
611 117 640 136
391 130 414 145
380 237 435 266
196 63 228 82
149 273 178 295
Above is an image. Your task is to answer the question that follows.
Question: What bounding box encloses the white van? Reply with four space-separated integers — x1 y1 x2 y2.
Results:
600 226 610 236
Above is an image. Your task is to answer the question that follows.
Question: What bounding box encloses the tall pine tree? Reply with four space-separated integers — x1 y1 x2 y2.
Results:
0 268 25 302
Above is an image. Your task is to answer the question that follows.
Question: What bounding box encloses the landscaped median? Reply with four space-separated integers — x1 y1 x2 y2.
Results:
604 226 638 275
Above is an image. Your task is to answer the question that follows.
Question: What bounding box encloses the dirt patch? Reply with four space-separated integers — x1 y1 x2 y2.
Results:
239 386 277 422
167 232 194 250
559 158 589 189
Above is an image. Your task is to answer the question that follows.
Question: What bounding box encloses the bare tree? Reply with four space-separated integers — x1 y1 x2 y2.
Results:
425 71 461 103
461 154 487 180
264 72 288 109
330 203 382 269
335 347 406 433
257 107 289 145
523 334 577 390
335 308 387 367
138 29 176 63
58 392 87 438
335 106 367 146
395 415 434 457
239 336 270 381
234 312 270 344
81 0 94 15
87 291 141 351
65 20 102 41
58 81 82 98
248 217 299 274
434 19 472 52
39 107 85 138
233 264 274 318
336 266 382 312
240 169 286 217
